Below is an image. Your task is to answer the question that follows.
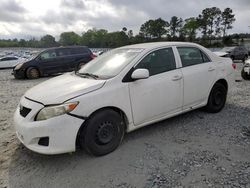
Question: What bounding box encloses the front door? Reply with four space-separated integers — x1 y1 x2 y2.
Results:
128 47 183 126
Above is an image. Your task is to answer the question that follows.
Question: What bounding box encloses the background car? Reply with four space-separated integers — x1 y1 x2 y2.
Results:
0 56 25 69
219 46 248 62
12 46 96 79
241 58 250 80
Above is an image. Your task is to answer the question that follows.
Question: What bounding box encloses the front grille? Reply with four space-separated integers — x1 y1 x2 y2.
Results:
20 105 31 117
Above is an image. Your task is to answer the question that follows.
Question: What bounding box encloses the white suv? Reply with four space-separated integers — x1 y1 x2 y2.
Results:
14 42 235 156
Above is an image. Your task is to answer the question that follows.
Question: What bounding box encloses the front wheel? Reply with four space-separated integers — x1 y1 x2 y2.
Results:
205 83 227 113
26 67 40 79
80 109 125 156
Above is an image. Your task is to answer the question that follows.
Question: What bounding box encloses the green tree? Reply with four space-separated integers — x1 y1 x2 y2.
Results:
140 18 168 39
105 31 129 48
221 8 235 37
59 32 80 46
182 17 199 41
81 28 108 47
169 16 183 38
40 34 57 47
197 7 222 45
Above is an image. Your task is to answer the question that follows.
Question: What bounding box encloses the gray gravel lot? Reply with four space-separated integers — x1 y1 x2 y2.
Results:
0 63 250 188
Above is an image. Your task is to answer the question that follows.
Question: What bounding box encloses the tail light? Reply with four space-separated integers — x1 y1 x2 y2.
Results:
90 53 97 59
232 63 236 69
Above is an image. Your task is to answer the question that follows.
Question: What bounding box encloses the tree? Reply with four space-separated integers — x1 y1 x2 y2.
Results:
197 7 222 45
127 30 133 39
40 35 57 47
182 17 199 41
140 18 168 39
169 16 183 38
81 28 108 47
105 31 129 48
221 8 235 37
59 32 80 46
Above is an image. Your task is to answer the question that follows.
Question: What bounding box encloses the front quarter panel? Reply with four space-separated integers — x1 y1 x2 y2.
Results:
69 79 133 131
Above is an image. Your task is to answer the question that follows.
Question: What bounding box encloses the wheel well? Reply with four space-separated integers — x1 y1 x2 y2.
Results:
75 106 128 149
215 79 228 92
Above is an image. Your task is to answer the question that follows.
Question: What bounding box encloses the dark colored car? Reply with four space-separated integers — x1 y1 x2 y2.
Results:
220 46 248 62
13 46 95 79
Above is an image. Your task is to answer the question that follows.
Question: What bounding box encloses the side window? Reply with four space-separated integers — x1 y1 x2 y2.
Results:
56 48 71 57
70 47 89 55
201 51 210 62
40 50 57 60
177 47 209 67
136 48 176 76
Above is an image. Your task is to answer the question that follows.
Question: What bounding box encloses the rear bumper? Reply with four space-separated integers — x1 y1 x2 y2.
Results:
14 97 84 155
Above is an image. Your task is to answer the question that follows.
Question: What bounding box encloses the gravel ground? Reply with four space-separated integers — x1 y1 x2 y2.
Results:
0 63 250 188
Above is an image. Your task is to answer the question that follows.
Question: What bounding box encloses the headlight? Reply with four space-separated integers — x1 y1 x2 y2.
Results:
35 102 79 121
14 63 24 70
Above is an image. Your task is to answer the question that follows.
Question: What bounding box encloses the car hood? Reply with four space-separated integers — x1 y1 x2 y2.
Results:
25 73 106 105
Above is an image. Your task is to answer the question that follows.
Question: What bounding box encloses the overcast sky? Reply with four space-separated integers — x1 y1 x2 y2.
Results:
0 0 250 40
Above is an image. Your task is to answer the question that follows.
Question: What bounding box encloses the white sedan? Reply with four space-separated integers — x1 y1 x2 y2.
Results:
14 42 235 156
0 56 25 69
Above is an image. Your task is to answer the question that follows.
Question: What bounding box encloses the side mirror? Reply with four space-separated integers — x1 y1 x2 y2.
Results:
131 69 149 80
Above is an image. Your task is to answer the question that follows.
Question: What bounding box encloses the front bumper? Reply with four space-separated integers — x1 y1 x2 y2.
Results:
14 97 84 154
12 68 26 79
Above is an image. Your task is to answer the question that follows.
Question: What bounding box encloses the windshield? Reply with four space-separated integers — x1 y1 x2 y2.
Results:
78 48 143 79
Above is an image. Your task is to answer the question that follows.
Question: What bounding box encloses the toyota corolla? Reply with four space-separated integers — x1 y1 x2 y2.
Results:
14 42 235 156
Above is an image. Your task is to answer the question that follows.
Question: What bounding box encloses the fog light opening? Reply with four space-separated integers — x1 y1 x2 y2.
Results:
38 137 49 146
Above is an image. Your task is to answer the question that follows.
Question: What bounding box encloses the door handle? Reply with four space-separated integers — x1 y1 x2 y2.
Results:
172 75 182 81
208 67 215 71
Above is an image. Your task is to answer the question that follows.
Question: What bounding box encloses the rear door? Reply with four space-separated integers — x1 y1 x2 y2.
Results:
176 46 217 109
56 48 73 72
69 47 92 70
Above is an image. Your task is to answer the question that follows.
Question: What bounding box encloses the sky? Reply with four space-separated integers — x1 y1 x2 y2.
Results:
0 0 250 40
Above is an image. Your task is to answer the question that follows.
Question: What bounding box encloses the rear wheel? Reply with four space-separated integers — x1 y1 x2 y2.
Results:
80 109 125 156
241 69 250 80
26 67 40 79
205 83 227 113
77 62 85 70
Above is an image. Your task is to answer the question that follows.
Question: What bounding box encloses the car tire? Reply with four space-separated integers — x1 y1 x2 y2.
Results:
230 55 235 61
241 69 250 80
80 109 125 156
205 83 227 113
77 62 85 70
26 67 40 79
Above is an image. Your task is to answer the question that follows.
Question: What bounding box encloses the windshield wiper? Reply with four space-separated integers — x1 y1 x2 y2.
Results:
77 72 99 79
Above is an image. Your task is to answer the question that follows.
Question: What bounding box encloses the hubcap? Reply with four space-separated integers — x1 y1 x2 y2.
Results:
30 69 39 78
96 121 115 145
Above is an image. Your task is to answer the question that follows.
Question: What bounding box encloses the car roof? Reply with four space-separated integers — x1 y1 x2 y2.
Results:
118 42 202 50
45 46 89 51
